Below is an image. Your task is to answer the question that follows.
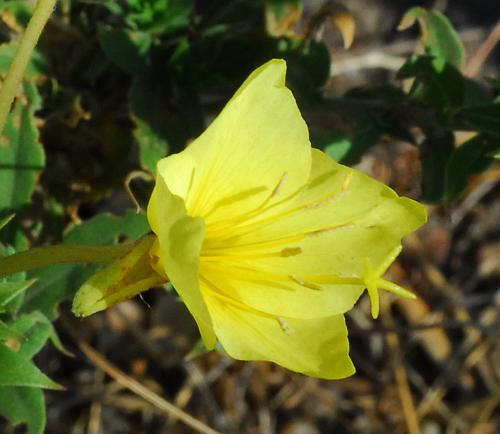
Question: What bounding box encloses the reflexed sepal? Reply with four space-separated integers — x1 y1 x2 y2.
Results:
72 234 166 317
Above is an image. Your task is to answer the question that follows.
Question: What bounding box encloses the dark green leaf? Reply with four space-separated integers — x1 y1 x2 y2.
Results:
444 135 494 201
457 103 500 136
130 77 191 162
398 55 464 109
317 113 381 166
0 386 45 434
98 25 152 76
420 132 454 202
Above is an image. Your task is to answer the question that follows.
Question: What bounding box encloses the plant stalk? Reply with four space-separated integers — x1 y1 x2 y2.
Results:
0 0 57 135
0 244 129 279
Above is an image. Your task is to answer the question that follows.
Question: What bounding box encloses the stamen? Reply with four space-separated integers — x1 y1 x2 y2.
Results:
342 171 353 190
290 275 322 291
306 223 354 238
306 190 350 209
277 317 295 334
270 173 288 199
186 167 196 200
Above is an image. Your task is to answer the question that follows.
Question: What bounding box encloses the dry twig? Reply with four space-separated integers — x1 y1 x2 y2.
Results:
77 339 222 434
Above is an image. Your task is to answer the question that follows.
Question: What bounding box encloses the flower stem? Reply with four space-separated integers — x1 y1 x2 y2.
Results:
0 244 129 279
0 0 57 135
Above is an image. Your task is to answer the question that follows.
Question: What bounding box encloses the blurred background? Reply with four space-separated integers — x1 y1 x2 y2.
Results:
0 0 499 433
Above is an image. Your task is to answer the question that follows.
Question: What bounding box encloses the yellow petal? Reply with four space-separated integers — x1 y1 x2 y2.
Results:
200 149 427 319
147 175 216 349
203 291 354 379
155 59 311 225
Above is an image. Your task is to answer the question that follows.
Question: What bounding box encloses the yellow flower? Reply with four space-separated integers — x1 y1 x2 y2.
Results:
146 59 427 379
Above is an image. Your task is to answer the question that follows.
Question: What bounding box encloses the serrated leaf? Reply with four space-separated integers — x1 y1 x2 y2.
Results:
0 81 45 212
0 386 45 434
399 7 465 68
23 211 150 320
0 344 61 389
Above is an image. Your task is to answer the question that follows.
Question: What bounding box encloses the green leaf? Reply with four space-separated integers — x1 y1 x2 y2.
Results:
0 320 23 341
0 344 60 389
399 7 465 68
134 117 169 173
265 0 302 21
0 246 28 314
0 386 45 434
124 0 194 34
444 135 494 201
398 55 465 110
320 131 352 162
0 279 36 304
421 132 455 202
23 211 150 319
317 113 381 166
9 311 70 359
0 81 45 212
98 25 152 76
0 0 33 27
457 103 500 136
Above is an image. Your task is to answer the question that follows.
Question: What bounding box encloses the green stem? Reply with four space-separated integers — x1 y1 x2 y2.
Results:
0 244 129 279
0 0 57 135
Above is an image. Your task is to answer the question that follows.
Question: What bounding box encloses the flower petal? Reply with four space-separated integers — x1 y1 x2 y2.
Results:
155 59 311 224
203 289 354 379
200 149 427 319
147 175 216 348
